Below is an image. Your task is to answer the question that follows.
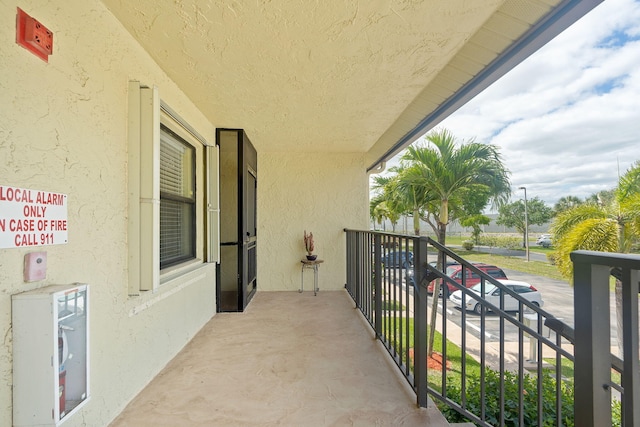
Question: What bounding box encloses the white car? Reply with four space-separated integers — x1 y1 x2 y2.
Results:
449 279 543 314
536 234 552 247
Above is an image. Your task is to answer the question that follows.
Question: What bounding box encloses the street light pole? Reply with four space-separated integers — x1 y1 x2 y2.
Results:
519 186 530 262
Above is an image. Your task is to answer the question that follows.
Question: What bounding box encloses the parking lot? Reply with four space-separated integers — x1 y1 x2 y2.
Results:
387 257 629 352
436 268 629 351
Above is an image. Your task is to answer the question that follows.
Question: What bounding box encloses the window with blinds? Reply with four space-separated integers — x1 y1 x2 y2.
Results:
160 124 195 268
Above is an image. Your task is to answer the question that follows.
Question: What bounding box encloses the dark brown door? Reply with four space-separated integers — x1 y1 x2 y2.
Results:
217 128 257 312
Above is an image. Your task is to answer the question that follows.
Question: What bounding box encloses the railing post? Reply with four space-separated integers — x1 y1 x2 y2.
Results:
354 231 361 307
621 267 640 426
373 234 382 338
414 236 428 407
573 255 612 427
345 230 352 295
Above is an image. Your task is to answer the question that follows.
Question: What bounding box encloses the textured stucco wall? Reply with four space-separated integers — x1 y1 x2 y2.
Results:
258 152 369 291
0 1 216 426
0 1 372 425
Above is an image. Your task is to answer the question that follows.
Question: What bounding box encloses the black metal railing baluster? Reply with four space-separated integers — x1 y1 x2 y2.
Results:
414 236 428 407
374 233 382 338
499 290 505 427
555 324 563 427
518 307 525 427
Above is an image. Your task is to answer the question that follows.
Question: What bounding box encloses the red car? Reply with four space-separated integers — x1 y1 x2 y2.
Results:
427 263 508 296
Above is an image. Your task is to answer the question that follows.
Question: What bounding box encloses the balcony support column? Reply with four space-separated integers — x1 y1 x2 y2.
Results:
621 267 639 426
573 258 612 427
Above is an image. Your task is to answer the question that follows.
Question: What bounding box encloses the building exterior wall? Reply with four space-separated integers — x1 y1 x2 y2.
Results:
0 1 371 425
259 152 370 291
0 1 217 426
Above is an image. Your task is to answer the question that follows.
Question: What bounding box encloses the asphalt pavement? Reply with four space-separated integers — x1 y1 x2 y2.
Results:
438 260 624 352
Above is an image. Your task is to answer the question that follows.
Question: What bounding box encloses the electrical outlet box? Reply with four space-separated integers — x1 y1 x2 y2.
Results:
24 251 47 282
16 8 54 62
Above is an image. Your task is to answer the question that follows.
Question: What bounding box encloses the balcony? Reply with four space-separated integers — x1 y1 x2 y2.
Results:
109 290 451 426
110 230 639 427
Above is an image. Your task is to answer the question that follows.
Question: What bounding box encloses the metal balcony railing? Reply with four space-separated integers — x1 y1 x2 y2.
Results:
571 251 640 427
345 229 639 427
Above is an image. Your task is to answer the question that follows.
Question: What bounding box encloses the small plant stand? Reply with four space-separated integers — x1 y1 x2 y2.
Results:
300 259 324 295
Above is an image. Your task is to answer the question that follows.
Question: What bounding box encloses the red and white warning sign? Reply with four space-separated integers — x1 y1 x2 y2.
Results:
0 185 68 248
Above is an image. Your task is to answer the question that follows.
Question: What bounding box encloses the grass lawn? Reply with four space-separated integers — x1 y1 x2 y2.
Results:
543 356 575 379
427 329 482 392
529 246 555 256
385 317 481 390
452 249 565 281
409 234 564 280
453 247 616 289
381 300 406 311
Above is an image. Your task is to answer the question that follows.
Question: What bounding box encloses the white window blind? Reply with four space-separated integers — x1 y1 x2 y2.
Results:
160 125 195 268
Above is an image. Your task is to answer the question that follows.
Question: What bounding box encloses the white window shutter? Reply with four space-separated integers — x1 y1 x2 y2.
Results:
206 144 220 264
138 85 160 291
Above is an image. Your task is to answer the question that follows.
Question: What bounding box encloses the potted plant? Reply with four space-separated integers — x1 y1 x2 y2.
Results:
304 230 317 260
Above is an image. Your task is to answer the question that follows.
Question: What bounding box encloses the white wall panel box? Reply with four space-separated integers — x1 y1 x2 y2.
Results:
12 284 90 426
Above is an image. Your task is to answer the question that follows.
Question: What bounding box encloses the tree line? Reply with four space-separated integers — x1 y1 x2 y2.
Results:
371 128 640 260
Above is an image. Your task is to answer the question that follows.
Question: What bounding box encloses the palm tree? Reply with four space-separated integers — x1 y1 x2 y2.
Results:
371 174 411 232
551 161 640 355
391 165 436 235
553 195 583 215
585 189 616 207
369 193 388 230
399 128 511 355
400 128 511 245
371 166 435 236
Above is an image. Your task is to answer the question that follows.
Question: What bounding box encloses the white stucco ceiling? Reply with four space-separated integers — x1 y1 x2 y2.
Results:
100 0 599 169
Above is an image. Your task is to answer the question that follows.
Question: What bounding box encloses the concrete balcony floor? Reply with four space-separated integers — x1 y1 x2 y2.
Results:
109 290 450 426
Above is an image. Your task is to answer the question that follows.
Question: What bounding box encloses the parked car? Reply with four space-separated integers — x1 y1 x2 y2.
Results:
382 251 413 268
449 279 544 314
405 260 459 287
427 263 508 296
536 234 552 248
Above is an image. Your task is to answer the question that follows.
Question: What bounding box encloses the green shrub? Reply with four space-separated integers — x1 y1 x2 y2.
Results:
495 236 523 250
462 240 474 250
612 399 622 427
478 235 498 248
440 369 574 426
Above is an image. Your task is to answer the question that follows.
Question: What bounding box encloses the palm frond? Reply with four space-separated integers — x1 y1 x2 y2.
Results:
550 204 609 241
617 160 640 200
554 218 619 281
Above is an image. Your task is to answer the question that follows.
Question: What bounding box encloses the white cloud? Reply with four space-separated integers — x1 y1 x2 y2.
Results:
431 0 640 207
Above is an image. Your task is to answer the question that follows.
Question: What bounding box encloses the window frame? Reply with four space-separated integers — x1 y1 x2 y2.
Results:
127 82 219 295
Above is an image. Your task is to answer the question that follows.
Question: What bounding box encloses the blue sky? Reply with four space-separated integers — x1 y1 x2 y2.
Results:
390 0 640 209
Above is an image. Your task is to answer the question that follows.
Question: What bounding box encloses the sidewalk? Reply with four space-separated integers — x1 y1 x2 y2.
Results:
431 303 572 373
